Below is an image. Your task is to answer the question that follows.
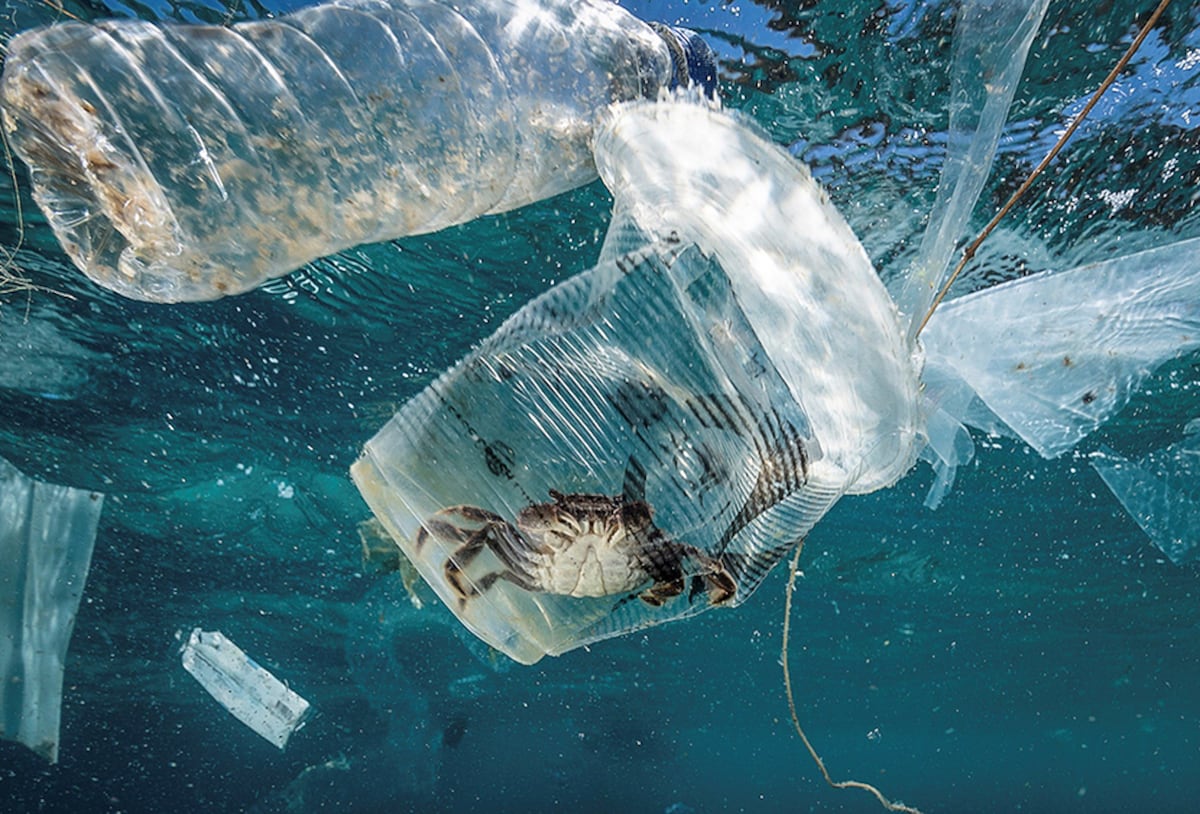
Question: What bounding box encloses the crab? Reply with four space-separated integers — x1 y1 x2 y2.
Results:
414 490 736 608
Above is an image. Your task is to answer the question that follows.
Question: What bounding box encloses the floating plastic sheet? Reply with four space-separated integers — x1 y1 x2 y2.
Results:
915 363 979 510
180 628 310 749
893 0 1049 336
1092 432 1200 565
353 102 922 663
0 456 103 763
0 0 716 301
922 237 1200 460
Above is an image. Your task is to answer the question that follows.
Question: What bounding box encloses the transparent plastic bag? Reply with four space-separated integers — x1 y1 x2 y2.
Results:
0 456 103 762
592 102 923 496
0 0 702 301
352 102 922 663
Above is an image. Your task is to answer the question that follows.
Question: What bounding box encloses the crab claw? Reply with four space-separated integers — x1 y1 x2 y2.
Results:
685 547 736 606
703 566 737 605
638 577 686 607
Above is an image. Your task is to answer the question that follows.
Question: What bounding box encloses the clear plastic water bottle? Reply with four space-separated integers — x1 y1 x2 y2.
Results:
0 0 717 302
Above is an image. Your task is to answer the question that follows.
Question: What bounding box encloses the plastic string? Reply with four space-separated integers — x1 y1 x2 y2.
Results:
781 541 924 814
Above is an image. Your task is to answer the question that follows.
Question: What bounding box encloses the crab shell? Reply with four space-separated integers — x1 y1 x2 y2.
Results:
513 491 665 598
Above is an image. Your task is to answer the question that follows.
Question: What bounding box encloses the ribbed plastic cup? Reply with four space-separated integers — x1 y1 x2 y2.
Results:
0 0 699 301
351 101 923 663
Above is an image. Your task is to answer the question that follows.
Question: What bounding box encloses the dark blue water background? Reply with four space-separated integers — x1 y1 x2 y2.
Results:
1 0 1198 811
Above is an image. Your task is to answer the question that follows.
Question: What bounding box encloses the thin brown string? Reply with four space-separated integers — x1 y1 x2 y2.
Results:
915 0 1174 338
781 541 924 814
36 0 83 22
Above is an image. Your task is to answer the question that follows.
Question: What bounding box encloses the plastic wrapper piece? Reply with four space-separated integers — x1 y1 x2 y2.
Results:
179 628 311 749
922 237 1200 459
1092 434 1200 565
0 456 103 763
0 0 692 301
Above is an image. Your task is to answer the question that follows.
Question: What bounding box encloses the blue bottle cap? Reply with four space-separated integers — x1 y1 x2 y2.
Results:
651 24 718 99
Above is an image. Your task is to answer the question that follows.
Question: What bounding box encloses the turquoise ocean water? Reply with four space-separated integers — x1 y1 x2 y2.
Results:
1 1 1198 811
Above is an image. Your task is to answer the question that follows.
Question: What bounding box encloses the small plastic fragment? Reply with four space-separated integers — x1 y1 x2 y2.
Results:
179 628 310 749
1092 434 1200 565
0 456 103 763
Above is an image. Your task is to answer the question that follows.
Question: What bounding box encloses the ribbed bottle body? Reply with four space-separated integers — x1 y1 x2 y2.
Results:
0 0 673 301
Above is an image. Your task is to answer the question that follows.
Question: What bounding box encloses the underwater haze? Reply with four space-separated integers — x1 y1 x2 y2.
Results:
1 0 1199 812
